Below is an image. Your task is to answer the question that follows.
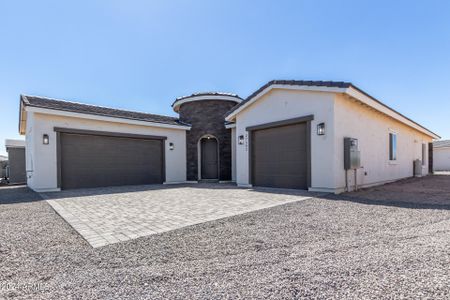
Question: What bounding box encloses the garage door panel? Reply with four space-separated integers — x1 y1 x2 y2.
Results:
60 133 163 189
252 122 308 189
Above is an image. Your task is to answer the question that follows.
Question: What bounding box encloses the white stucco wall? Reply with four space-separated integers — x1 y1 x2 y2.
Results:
434 147 450 171
233 89 336 189
333 94 432 192
231 127 237 182
26 111 187 192
25 112 35 188
232 89 434 193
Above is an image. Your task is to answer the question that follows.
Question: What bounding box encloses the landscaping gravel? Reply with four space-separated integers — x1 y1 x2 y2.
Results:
1 176 450 299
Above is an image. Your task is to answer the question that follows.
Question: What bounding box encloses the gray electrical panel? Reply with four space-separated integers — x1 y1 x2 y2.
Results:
344 137 361 170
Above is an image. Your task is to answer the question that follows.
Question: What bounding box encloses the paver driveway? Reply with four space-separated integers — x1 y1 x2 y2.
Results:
42 183 316 247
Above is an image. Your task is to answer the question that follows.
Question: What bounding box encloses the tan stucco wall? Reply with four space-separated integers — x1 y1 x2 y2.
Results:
234 89 336 189
434 147 450 171
26 112 187 191
333 94 432 191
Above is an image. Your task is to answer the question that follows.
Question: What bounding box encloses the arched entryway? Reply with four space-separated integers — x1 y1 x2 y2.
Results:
198 135 219 180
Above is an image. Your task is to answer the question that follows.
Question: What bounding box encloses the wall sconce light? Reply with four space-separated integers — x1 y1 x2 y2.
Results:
43 134 49 145
169 142 174 150
317 123 325 135
238 135 244 145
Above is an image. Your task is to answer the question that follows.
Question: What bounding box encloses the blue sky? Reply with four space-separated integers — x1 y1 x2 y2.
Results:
1 0 449 155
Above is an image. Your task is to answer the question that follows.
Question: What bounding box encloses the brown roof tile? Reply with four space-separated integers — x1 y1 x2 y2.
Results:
22 95 189 127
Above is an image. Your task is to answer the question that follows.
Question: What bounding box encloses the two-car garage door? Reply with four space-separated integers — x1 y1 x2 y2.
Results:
251 122 308 190
59 132 164 189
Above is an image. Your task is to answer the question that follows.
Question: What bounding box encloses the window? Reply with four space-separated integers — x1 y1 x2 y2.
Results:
422 143 427 165
389 132 397 161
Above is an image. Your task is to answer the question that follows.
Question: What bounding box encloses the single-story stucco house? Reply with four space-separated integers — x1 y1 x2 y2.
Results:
19 80 440 193
5 139 26 184
433 140 450 171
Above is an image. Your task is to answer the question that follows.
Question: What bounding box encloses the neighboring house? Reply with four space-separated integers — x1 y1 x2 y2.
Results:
433 140 450 171
0 155 7 178
5 139 26 184
18 80 440 193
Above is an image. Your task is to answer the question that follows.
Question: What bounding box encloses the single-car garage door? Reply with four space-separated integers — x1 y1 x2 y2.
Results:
251 122 308 189
60 132 164 189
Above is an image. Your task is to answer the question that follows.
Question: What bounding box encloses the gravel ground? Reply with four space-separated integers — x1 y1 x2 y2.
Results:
348 174 450 207
1 177 450 299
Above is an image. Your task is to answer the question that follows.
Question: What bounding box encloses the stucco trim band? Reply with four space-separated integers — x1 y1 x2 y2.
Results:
172 95 242 112
53 127 168 140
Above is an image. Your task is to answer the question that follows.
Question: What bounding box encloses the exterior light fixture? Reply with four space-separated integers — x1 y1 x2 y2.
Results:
317 123 325 136
238 135 244 145
43 134 49 145
169 142 174 150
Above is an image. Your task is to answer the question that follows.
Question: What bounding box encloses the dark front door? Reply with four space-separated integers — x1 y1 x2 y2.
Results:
201 138 218 179
251 122 308 189
60 133 164 189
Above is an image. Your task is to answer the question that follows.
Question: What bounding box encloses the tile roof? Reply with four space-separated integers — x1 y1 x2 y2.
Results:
433 140 450 148
174 92 242 101
224 80 439 139
21 95 189 127
172 92 242 108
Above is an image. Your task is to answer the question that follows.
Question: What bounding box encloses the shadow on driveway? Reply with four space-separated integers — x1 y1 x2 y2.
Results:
328 175 450 210
0 185 43 204
41 182 321 200
4 176 449 210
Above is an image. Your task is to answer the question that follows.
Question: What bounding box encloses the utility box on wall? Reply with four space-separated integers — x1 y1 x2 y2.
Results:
344 137 361 170
413 159 423 177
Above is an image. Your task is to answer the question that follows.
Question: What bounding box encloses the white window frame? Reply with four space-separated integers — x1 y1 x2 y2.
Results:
388 129 398 164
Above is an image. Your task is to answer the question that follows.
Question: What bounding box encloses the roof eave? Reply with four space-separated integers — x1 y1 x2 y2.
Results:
345 86 440 139
224 122 236 129
18 95 28 135
225 82 440 140
172 94 243 113
24 105 192 130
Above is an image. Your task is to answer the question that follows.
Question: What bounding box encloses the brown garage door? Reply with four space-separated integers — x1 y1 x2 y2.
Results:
60 133 164 189
251 123 308 189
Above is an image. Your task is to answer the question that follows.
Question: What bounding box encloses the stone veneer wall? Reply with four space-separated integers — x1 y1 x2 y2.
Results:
178 100 238 181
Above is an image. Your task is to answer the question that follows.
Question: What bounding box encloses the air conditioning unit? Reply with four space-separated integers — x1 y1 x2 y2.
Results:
413 159 423 177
